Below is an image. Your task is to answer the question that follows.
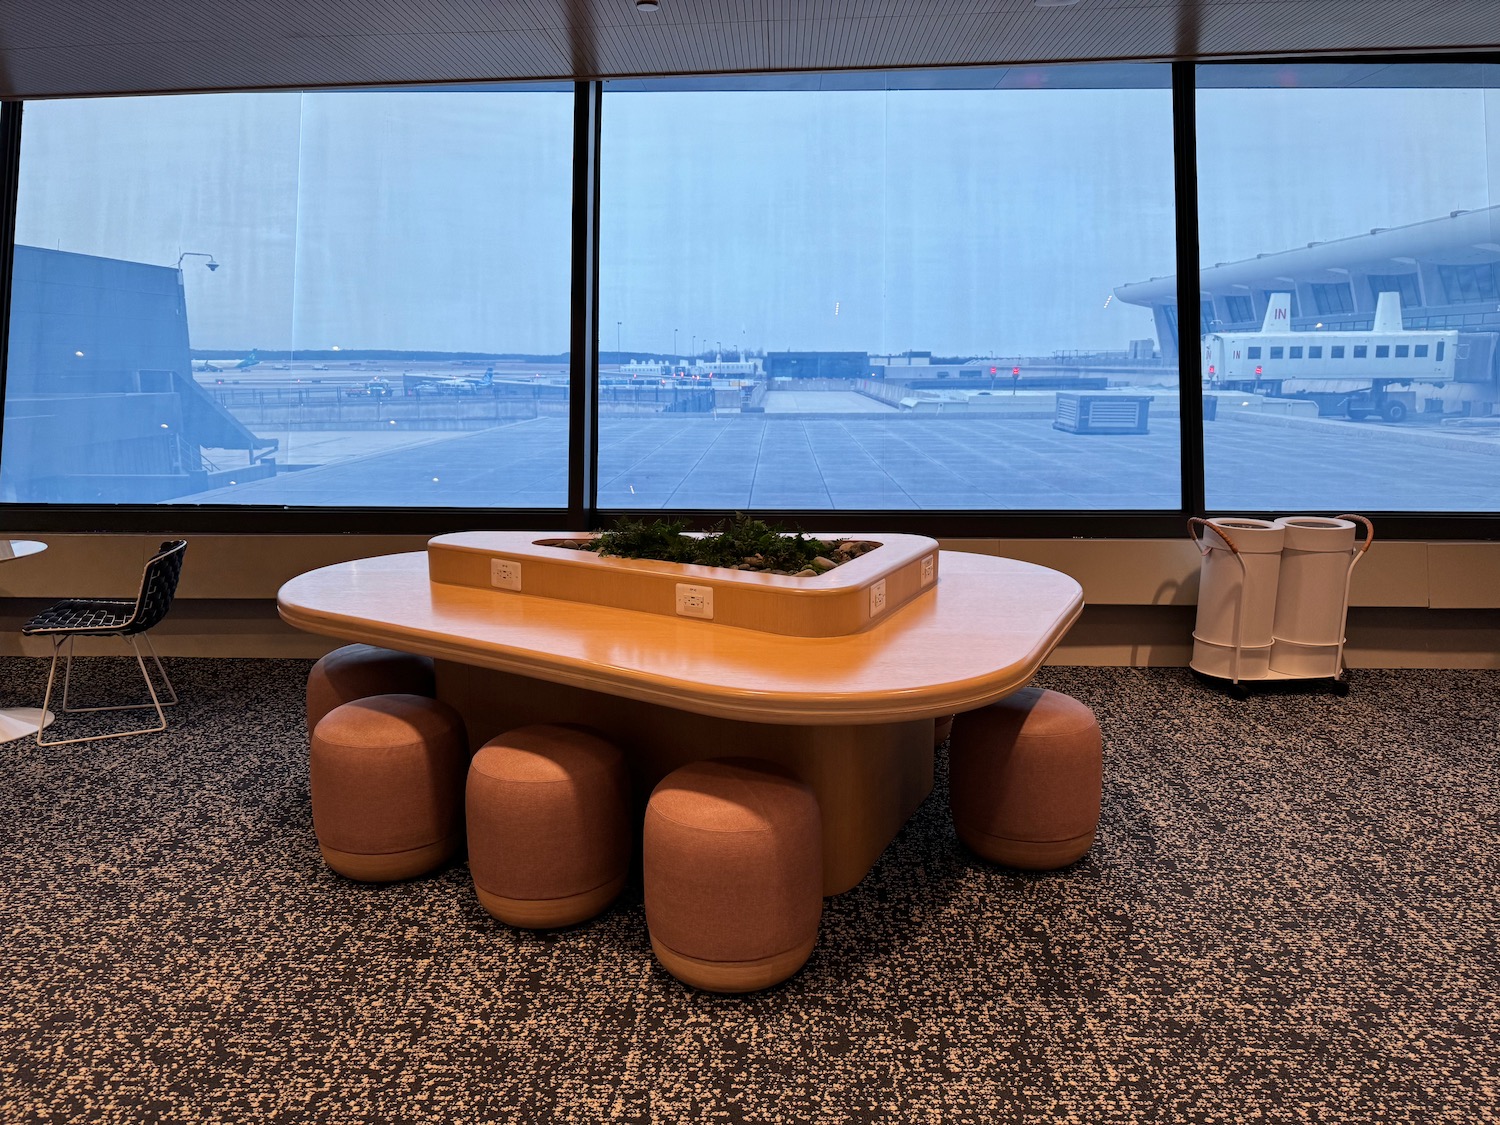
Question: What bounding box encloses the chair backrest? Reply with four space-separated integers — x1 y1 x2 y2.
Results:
122 540 187 635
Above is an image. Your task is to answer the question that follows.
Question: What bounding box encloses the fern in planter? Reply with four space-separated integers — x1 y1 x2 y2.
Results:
581 514 872 577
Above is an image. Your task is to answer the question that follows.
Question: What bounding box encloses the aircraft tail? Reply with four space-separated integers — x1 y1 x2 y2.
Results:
1260 293 1292 333
480 367 494 386
1372 290 1404 334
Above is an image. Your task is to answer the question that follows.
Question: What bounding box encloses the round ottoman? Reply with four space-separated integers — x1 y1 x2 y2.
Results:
310 693 468 882
644 758 822 993
306 643 436 734
949 686 1101 870
466 724 631 929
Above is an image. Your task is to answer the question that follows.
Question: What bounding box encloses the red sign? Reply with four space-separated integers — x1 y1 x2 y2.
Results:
1011 367 1020 376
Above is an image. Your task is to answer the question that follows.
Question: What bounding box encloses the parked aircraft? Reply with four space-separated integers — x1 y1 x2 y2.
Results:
416 366 495 394
195 349 261 374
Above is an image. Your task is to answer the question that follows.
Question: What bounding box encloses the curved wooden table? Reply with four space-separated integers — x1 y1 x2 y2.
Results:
279 550 1083 894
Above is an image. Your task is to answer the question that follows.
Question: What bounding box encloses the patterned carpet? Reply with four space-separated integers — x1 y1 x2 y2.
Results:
0 657 1496 1124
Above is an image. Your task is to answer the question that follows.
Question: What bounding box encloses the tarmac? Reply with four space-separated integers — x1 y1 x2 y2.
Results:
184 405 1500 511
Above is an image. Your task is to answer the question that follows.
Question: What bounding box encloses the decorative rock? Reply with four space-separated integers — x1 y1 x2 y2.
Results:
466 724 631 929
644 758 822 993
948 687 1101 870
310 694 468 882
306 643 435 734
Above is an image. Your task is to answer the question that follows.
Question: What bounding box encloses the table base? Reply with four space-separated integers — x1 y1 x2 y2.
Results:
0 708 54 743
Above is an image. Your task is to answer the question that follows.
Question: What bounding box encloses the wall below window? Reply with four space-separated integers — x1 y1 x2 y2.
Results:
0 534 1495 668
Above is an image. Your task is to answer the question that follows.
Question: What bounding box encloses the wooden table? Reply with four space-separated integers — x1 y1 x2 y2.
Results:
278 549 1083 895
0 540 54 742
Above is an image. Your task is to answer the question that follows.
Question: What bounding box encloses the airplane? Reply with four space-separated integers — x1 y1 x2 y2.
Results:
416 366 495 394
195 349 261 374
1200 291 1489 423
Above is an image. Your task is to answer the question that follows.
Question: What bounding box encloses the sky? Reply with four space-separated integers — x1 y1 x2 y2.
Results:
14 73 1500 357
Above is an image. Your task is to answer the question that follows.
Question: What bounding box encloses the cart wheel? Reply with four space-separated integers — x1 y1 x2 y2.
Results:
1331 679 1351 696
1227 682 1252 701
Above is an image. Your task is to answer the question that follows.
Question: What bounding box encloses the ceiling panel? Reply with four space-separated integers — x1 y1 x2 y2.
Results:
0 0 1496 99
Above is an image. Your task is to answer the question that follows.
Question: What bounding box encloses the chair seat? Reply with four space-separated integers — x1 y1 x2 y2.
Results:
22 599 139 636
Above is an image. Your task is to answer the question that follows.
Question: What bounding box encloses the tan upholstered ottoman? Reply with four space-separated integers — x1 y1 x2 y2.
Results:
948 686 1102 870
466 724 631 929
310 693 467 882
644 758 822 993
306 643 436 733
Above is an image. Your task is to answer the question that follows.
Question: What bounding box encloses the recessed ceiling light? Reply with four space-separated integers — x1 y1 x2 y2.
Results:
636 0 660 10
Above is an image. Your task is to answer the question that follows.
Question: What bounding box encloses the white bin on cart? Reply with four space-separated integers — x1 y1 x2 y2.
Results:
1269 515 1373 678
1189 517 1285 682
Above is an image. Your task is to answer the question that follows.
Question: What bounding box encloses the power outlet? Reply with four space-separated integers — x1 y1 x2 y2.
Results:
869 578 888 617
920 554 935 587
490 558 522 591
675 583 714 620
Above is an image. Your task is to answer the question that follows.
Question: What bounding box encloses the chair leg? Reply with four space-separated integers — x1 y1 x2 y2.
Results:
140 633 178 707
36 635 172 746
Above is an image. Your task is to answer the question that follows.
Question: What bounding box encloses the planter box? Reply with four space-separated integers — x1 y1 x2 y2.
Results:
427 530 940 637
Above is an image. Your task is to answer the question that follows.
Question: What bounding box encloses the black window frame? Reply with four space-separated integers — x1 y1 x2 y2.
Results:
0 58 1495 541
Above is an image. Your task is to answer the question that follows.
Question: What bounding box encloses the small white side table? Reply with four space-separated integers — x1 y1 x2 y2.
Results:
1 540 55 742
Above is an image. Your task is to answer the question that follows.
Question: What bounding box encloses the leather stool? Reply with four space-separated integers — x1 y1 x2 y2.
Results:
949 686 1101 869
644 758 822 993
466 724 631 929
306 643 436 733
310 693 467 882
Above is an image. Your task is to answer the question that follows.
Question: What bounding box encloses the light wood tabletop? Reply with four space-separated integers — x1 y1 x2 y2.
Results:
277 549 1083 726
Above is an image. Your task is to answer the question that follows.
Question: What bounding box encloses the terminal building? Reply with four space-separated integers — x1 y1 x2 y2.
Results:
3 246 276 502
1114 204 1500 412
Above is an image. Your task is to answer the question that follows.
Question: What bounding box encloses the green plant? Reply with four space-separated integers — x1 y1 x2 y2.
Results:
586 513 850 576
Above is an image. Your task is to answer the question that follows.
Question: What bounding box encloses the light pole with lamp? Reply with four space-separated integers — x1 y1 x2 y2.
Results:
616 321 622 359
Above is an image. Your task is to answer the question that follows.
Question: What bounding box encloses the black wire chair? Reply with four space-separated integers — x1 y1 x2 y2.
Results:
21 540 187 746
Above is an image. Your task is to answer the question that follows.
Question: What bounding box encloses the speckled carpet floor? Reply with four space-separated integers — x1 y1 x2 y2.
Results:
0 658 1496 1124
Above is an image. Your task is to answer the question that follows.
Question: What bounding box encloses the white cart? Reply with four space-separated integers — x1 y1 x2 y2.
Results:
1189 514 1373 699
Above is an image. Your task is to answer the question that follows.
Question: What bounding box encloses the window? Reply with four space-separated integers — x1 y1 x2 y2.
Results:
3 89 575 508
1311 282 1355 314
1289 346 1304 359
599 67 1179 511
1198 62 1500 514
1367 273 1422 308
1415 344 1429 357
1224 295 1254 322
1437 340 1446 361
1438 263 1500 304
1308 345 1323 358
1269 346 1284 359
1247 346 1262 359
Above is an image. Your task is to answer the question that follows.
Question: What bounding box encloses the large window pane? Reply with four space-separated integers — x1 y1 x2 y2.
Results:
1183 64 1500 512
599 68 1180 511
3 88 573 507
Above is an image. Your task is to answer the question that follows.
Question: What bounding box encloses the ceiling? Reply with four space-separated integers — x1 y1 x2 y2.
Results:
1 0 1495 100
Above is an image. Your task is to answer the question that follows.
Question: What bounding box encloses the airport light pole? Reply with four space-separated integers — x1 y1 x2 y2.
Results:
176 252 220 272
616 321 622 358
673 328 678 360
